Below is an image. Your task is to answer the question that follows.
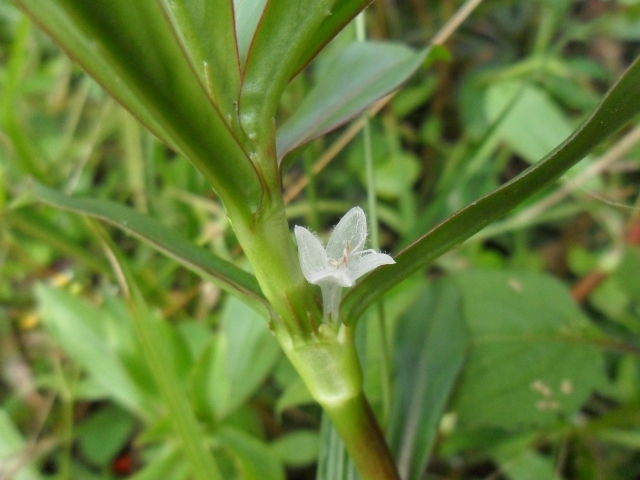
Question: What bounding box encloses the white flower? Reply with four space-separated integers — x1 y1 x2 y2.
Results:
294 207 395 322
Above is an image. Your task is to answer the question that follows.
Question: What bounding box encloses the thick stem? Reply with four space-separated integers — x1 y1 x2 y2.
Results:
324 392 400 480
228 189 320 338
280 325 399 480
228 145 397 479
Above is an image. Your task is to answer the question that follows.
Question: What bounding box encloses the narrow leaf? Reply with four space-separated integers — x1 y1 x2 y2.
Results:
90 222 225 480
315 416 358 480
239 0 335 140
32 183 270 316
234 0 268 67
388 280 467 480
160 0 241 121
277 42 428 159
291 0 373 77
15 0 263 217
341 56 640 325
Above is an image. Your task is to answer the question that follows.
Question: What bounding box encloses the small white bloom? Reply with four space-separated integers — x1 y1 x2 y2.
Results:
294 207 395 322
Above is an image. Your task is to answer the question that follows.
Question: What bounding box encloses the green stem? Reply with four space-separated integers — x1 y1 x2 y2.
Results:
229 188 320 338
280 324 399 480
323 392 400 480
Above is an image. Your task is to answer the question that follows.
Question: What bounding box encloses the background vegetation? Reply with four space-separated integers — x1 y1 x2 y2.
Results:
2 0 640 479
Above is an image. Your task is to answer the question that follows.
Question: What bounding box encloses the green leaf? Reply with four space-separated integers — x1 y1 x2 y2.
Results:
35 284 156 419
32 182 270 317
269 430 320 467
614 247 640 300
0 409 44 480
15 0 263 216
485 81 578 165
234 0 268 67
90 221 224 480
388 280 468 480
277 42 428 159
275 378 314 416
239 0 335 140
216 427 286 480
341 55 640 325
291 1 373 75
128 447 188 480
315 415 357 480
77 405 136 466
190 297 280 421
160 0 241 121
497 449 560 480
450 269 606 428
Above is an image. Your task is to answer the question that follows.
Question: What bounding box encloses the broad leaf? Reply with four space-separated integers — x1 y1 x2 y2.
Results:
35 284 157 419
77 405 136 467
239 0 336 141
388 280 467 480
160 0 241 121
32 183 270 317
277 42 428 159
341 55 640 324
190 297 280 421
496 449 561 480
270 430 320 467
15 0 263 217
451 270 606 427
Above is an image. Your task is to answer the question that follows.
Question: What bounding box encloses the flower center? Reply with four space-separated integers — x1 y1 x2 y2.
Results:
329 241 352 269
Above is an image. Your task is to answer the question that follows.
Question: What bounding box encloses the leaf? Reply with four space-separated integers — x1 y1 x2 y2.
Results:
216 427 286 480
128 447 188 480
269 430 320 467
35 284 156 419
497 449 561 480
388 280 468 480
239 0 335 140
234 0 268 67
614 246 640 300
190 297 280 421
32 182 270 317
315 415 358 480
77 405 136 466
290 0 373 77
90 221 224 480
277 42 428 159
0 409 44 480
160 0 241 120
450 270 606 428
275 378 314 416
485 81 574 163
15 0 263 216
341 55 640 325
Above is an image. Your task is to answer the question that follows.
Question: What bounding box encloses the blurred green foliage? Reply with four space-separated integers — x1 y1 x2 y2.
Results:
2 1 640 479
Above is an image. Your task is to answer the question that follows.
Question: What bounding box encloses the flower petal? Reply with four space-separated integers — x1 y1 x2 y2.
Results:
307 268 353 287
347 251 395 283
326 207 368 260
294 226 328 282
